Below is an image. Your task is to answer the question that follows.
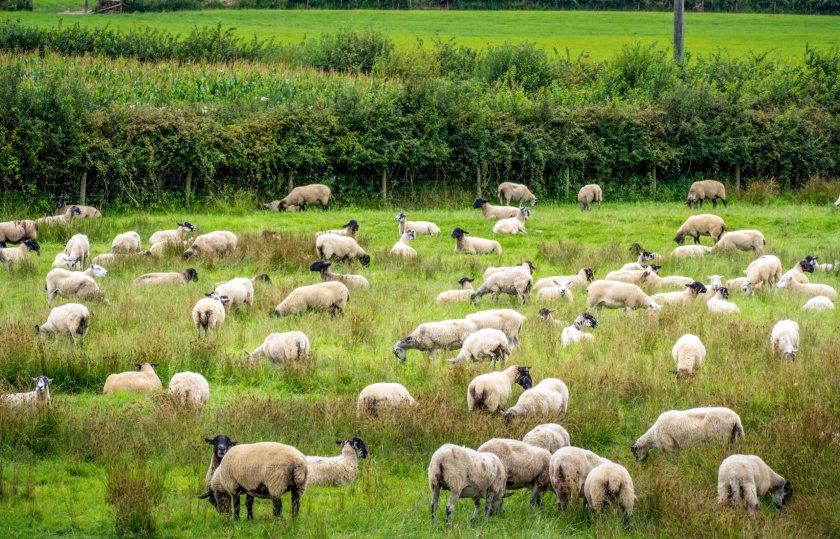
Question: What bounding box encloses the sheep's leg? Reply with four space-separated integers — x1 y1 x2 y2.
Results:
427 349 435 362
712 199 718 208
246 495 254 520
471 498 481 521
530 485 542 509
693 235 700 245
446 491 460 525
744 484 759 519
70 332 77 346
273 496 283 518
622 511 631 530
722 199 728 208
47 289 59 305
291 485 301 517
233 494 241 520
430 485 440 523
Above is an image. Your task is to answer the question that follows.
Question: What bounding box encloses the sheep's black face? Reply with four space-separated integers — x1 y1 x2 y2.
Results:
581 312 598 328
458 277 474 286
278 200 288 210
649 264 661 273
359 254 371 266
253 273 271 284
451 228 467 239
179 221 197 232
344 437 369 458
642 251 656 261
205 435 237 461
186 268 199 281
309 261 329 272
674 234 685 244
718 287 730 299
799 259 815 273
394 213 406 222
472 198 487 209
70 206 82 216
688 282 707 294
584 268 594 281
344 220 360 231
24 240 40 255
538 308 552 322
516 368 533 390
55 196 65 209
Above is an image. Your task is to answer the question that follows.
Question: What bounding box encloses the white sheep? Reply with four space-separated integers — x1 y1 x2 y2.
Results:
467 365 532 413
492 207 530 234
770 320 799 360
309 260 369 289
716 454 792 518
0 219 38 244
393 318 478 362
651 282 708 306
742 255 783 294
549 447 611 510
37 303 90 345
631 407 744 460
315 234 371 265
471 264 533 305
583 462 635 527
246 332 310 365
45 265 107 304
671 334 706 377
465 309 526 349
497 182 537 206
522 423 570 454
305 438 368 487
577 184 602 211
394 212 440 236
561 312 598 347
55 197 100 218
776 274 837 299
272 281 350 317
586 280 661 313
671 245 712 259
801 296 835 312
451 227 502 255
707 287 740 313
36 205 81 226
149 221 197 245
428 444 507 524
168 371 210 409
537 280 573 303
472 197 520 219
477 438 552 508
482 261 535 280
357 382 417 417
674 214 727 244
51 253 79 269
534 268 594 292
0 376 52 410
0 239 41 269
277 183 331 210
183 231 238 259
712 230 765 252
660 275 697 288
133 268 199 285
192 292 229 338
449 328 511 368
111 231 142 254
621 244 657 270
503 378 569 421
316 220 359 238
103 363 162 394
214 278 254 310
435 277 475 304
389 230 417 257
781 260 814 284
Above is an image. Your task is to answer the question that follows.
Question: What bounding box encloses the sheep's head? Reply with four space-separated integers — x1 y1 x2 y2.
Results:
394 213 407 222
772 481 793 510
339 437 369 458
519 207 531 219
89 264 108 277
451 228 468 239
583 268 595 282
674 233 686 245
178 221 197 232
358 254 371 266
69 206 82 217
309 260 331 272
278 199 289 210
515 366 532 389
642 251 657 262
687 281 707 295
783 348 798 361
553 280 572 296
707 275 724 288
343 220 360 231
392 338 414 361
798 259 815 273
522 260 536 273
775 276 791 289
252 273 271 284
458 277 474 288
528 196 537 207
185 268 199 281
717 287 731 299
630 441 648 461
405 231 417 242
648 264 662 274
577 312 598 329
205 434 237 461
197 489 228 513
23 239 40 255
55 196 66 209
538 308 553 322
472 198 487 209
136 362 158 371
33 375 52 394
205 292 230 304
649 303 662 313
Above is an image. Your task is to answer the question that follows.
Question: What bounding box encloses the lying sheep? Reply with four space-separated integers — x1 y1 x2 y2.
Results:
63 234 90 268
449 328 511 368
686 180 727 209
0 239 40 269
103 363 162 394
770 320 799 360
357 382 417 416
428 444 507 524
465 309 526 349
149 222 197 245
534 268 594 292
712 230 765 252
522 423 570 454
215 278 254 310
631 407 744 460
183 231 238 259
537 280 573 303
577 184 603 211
538 308 567 327
472 264 533 305
707 287 740 313
477 438 552 508
651 282 707 306
395 213 440 236
316 220 358 239
742 255 783 294
315 234 371 265
674 214 727 244
393 318 478 362
660 275 697 288
586 280 661 313
801 296 835 312
56 197 101 218
621 244 657 270
781 260 814 284
549 447 611 510
583 462 635 527
278 184 331 211
503 378 569 421
671 334 706 377
435 277 475 304
305 438 368 487
671 245 712 258
604 265 661 286
0 376 52 410
192 292 229 338
0 219 38 244
148 240 188 256
472 198 519 219
482 261 535 280
309 260 369 289
111 231 142 254
168 372 210 409
467 365 532 413
45 265 107 304
133 268 199 286
717 454 792 518
37 206 81 226
805 255 837 272
451 227 502 255
776 274 838 299
37 303 90 345
246 332 310 365
272 281 350 318
492 207 530 234
497 182 537 207
390 230 417 257
561 312 598 347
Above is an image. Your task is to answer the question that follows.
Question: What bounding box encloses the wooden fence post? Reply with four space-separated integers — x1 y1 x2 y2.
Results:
735 164 741 195
674 0 685 64
288 171 294 193
564 166 570 199
476 166 482 197
381 169 388 204
185 168 192 207
651 165 657 193
79 170 87 205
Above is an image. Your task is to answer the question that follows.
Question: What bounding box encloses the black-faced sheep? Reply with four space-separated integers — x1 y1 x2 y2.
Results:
451 227 502 255
534 268 594 292
472 198 520 219
467 365 532 413
149 222 197 245
133 268 199 286
316 220 359 238
305 438 368 487
37 205 82 225
435 277 475 304
707 287 740 313
56 197 101 218
561 312 598 346
395 213 440 236
449 328 511 368
315 234 371 265
309 260 369 289
465 309 526 349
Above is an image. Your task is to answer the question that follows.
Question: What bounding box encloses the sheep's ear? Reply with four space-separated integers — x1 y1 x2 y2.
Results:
150 363 158 369
32 377 38 382
336 440 344 446
230 440 237 446
205 437 215 445
135 364 142 370
47 378 53 384
197 491 212 499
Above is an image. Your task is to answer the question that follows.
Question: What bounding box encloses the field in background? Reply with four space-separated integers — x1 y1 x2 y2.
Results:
0 202 839 537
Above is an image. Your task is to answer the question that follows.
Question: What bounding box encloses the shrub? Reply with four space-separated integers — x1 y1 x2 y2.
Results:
0 0 31 10
308 29 394 74
105 461 164 537
742 179 780 204
798 175 840 205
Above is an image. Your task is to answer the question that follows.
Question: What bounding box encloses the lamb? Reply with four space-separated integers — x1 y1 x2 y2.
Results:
0 219 38 244
0 376 52 410
467 365 532 413
449 328 511 368
305 438 368 487
716 454 792 518
497 182 537 206
673 214 727 244
272 281 350 318
472 198 520 219
133 268 198 286
586 280 662 313
725 277 749 294
435 277 475 304
192 292 229 338
214 278 254 310
707 287 740 313
111 231 142 254
149 222 197 245
742 255 783 294
0 239 40 269
671 333 706 377
712 230 765 252
277 183 331 211
561 312 598 347
477 438 552 508
492 207 531 234
534 268 594 292
465 309 526 349
770 320 799 360
577 184 603 211
182 231 238 259
246 332 310 365
651 281 708 306
316 220 358 239
428 444 507 524
631 406 744 460
45 265 107 304
522 423 570 454
451 227 502 255
103 363 162 394
392 318 478 362
357 382 417 416
63 234 90 268
389 230 417 257
168 371 210 409
471 264 533 305
671 245 712 258
801 296 835 312
37 303 90 345
315 234 371 265
583 463 635 527
503 378 569 421
776 274 838 299
395 213 440 236
549 447 611 510
538 308 567 327
55 197 101 218
686 179 727 208
309 260 369 289
537 280 573 303
37 205 81 225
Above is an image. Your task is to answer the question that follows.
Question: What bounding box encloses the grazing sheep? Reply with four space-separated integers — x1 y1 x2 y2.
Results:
357 383 417 416
781 260 814 284
492 207 531 234
168 372 210 409
246 332 310 365
534 268 594 292
770 320 800 360
183 231 238 259
468 365 532 413
45 265 107 304
272 281 350 318
278 184 331 211
776 274 838 299
465 309 526 349
316 220 358 239
472 263 534 305
449 328 511 368
37 303 90 345
451 227 502 255
52 253 79 269
315 234 371 266
674 214 727 245
631 407 743 460
149 222 197 245
192 292 229 338
103 363 162 394
801 296 835 312
390 230 418 257
712 230 765 252
477 438 552 508
561 312 598 347
111 231 142 254
395 213 440 236
724 277 749 294
497 182 537 207
577 184 603 211
133 268 199 286
522 423 570 454
0 219 38 244
428 444 507 524
0 239 40 269
586 280 661 313
56 197 101 218
583 463 635 527
686 180 727 209
305 438 368 487
393 318 478 362
503 378 569 421
63 234 90 268
651 281 708 306
309 260 369 289
549 447 611 510
671 245 712 258
717 454 792 518
435 277 475 304
37 205 82 226
671 334 706 377
472 198 520 219
214 278 254 310
0 376 52 410
537 280 573 303
707 287 740 313
742 255 783 294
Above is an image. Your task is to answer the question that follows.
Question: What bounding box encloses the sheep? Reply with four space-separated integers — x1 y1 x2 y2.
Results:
103 363 162 394
742 255 783 294
631 406 744 461
305 438 368 487
836 194 840 207
435 277 475 304
315 234 371 266
183 231 238 259
0 239 40 269
660 275 697 288
0 376 52 410
492 207 531 234
805 255 839 272
671 334 706 377
471 264 534 305
395 213 440 236
199 442 308 519
214 278 254 310
149 222 197 245
132 268 199 286
63 234 90 268
497 182 537 207
482 261 536 280
534 268 594 292
716 454 792 518
0 219 38 244
537 280 573 303
37 303 90 345
449 328 511 368
577 184 603 211
724 277 749 294
309 260 369 289
477 438 552 508
549 447 611 510
621 244 657 270
168 371 210 409
776 274 838 299
246 332 310 365
472 198 520 219
192 292 229 338
707 287 740 313
781 259 815 284
801 296 835 312
393 318 478 362
686 179 727 209
561 312 598 347
389 230 417 257
204 434 236 491
522 423 570 454
52 253 79 269
277 184 331 211
37 205 82 225
712 230 765 252
357 383 417 417
537 308 567 327
583 462 635 527
503 378 569 421
111 231 142 254
45 265 107 304
451 227 502 255
674 214 727 244
465 309 526 349
770 320 800 360
428 444 507 524
148 240 188 256
272 281 350 318
55 197 101 218
586 280 662 313
467 365 532 413
651 281 708 306
671 245 712 258
604 265 661 286
316 220 359 239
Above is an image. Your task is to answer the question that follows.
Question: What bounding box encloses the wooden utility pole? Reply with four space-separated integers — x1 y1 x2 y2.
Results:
564 167 570 199
674 0 685 64
381 169 388 204
79 170 87 204
185 168 192 207
735 164 741 194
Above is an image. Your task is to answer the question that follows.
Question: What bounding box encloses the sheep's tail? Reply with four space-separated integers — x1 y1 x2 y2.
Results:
728 477 741 505
198 310 211 330
730 421 744 443
469 386 485 410
77 315 89 336
293 461 308 494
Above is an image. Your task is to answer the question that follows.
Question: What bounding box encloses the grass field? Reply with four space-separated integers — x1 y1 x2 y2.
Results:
1 202 839 537
3 6 839 59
